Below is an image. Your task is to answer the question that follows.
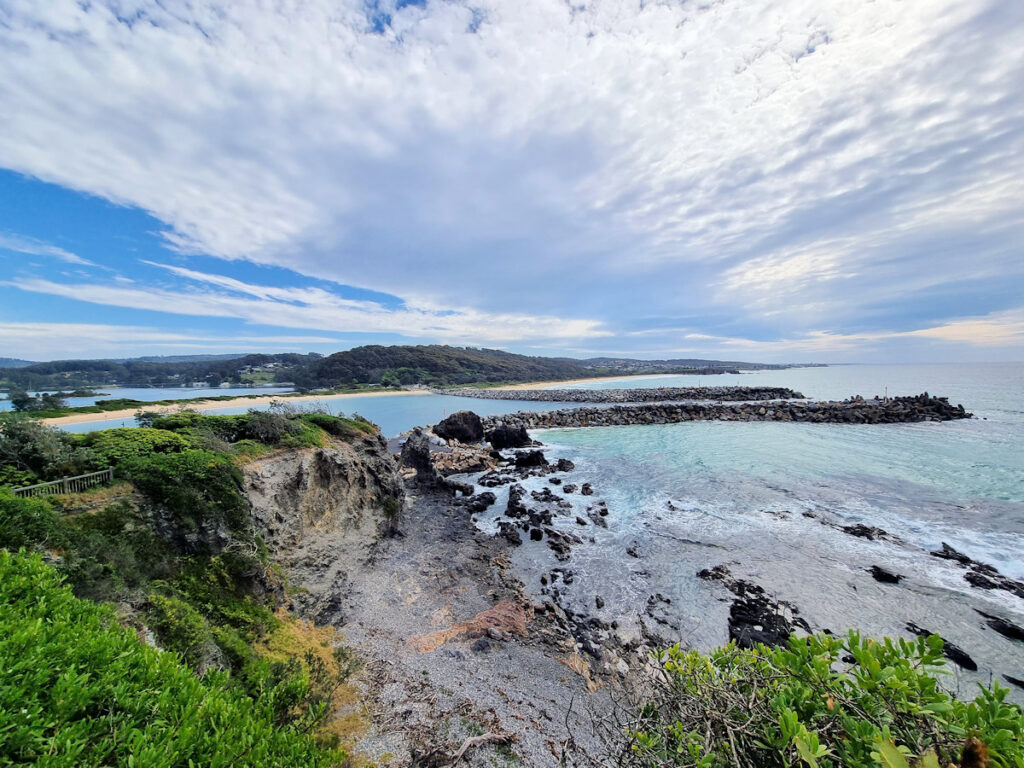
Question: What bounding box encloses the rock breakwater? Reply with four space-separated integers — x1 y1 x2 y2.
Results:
437 385 803 402
480 393 970 430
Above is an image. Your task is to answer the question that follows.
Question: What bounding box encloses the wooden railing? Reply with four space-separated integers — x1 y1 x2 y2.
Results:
13 468 115 497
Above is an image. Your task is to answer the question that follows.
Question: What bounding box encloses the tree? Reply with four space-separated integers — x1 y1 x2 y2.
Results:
8 387 35 412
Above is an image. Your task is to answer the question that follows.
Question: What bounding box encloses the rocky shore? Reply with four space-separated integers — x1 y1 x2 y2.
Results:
479 392 970 430
435 385 803 402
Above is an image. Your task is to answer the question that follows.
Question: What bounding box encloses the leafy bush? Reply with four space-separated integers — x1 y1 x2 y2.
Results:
301 412 377 441
166 553 279 640
82 427 196 467
243 410 303 444
61 501 174 602
0 550 343 767
121 449 248 535
147 592 214 669
0 489 67 550
619 632 1023 768
0 413 96 483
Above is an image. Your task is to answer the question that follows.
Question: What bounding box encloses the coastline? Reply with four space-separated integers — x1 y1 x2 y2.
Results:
40 389 431 427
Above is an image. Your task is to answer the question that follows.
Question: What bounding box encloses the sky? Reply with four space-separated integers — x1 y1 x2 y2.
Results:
0 0 1022 364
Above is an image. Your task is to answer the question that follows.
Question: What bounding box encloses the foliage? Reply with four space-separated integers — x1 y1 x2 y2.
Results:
0 413 97 483
619 631 1024 768
0 489 68 550
291 344 597 389
60 500 175 602
81 426 197 466
6 386 67 412
0 352 319 390
301 412 377 441
121 448 248 534
0 550 344 767
163 553 279 640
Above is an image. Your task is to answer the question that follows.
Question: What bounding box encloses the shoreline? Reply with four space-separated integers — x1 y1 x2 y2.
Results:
40 389 431 427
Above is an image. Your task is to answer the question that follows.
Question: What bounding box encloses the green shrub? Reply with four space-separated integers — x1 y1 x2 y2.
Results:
0 550 343 767
82 427 196 467
147 593 213 669
61 501 174 602
301 412 377 441
121 449 248 535
0 489 68 550
0 413 96 482
167 554 279 640
619 632 1023 768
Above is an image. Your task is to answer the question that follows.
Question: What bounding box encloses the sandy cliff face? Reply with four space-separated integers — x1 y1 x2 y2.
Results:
242 433 404 623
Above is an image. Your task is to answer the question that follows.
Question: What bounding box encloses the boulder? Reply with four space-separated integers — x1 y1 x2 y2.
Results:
433 410 484 443
487 423 532 449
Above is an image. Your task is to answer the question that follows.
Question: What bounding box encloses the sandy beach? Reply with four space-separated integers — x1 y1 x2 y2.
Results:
41 389 432 427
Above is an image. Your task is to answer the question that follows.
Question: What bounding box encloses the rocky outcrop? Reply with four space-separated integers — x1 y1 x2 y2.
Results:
481 393 970 431
243 433 404 623
486 423 532 449
432 410 485 443
437 385 804 402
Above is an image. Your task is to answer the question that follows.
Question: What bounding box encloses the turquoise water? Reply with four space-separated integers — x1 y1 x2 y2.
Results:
543 363 1024 574
460 363 1024 694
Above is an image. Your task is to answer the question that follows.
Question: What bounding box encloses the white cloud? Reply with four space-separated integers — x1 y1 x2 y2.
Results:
0 321 347 360
0 232 94 266
0 0 1021 358
4 269 609 343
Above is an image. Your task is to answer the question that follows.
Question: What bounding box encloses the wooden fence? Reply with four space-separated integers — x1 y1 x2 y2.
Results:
13 468 115 497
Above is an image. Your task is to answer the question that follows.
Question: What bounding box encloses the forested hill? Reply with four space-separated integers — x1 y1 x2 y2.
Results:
0 345 811 390
291 345 589 388
0 353 319 389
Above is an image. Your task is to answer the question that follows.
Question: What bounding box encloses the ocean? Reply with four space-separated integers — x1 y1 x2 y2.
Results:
464 363 1024 699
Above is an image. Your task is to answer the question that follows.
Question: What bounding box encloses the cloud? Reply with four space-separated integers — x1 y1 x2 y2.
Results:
0 232 94 266
0 0 1021 360
4 267 609 343
0 321 348 360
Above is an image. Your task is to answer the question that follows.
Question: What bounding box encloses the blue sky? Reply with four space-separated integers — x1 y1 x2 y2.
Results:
0 0 1022 363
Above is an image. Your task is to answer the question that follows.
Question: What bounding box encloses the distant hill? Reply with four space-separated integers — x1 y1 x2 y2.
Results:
292 345 587 389
0 353 318 390
0 358 35 368
1 344 819 390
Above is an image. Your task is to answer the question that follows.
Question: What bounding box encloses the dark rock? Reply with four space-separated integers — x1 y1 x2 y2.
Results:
842 524 889 541
465 491 496 513
399 428 450 493
515 449 548 468
529 528 544 541
562 484 578 494
487 423 532 450
699 565 810 648
1004 674 1024 690
433 410 484 443
976 611 1024 643
471 638 491 653
505 484 529 518
869 565 903 584
548 477 562 485
477 470 514 487
905 623 977 670
497 521 522 546
580 483 594 496
575 516 588 526
933 544 1024 599
595 595 605 609
556 458 575 471
586 509 608 528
